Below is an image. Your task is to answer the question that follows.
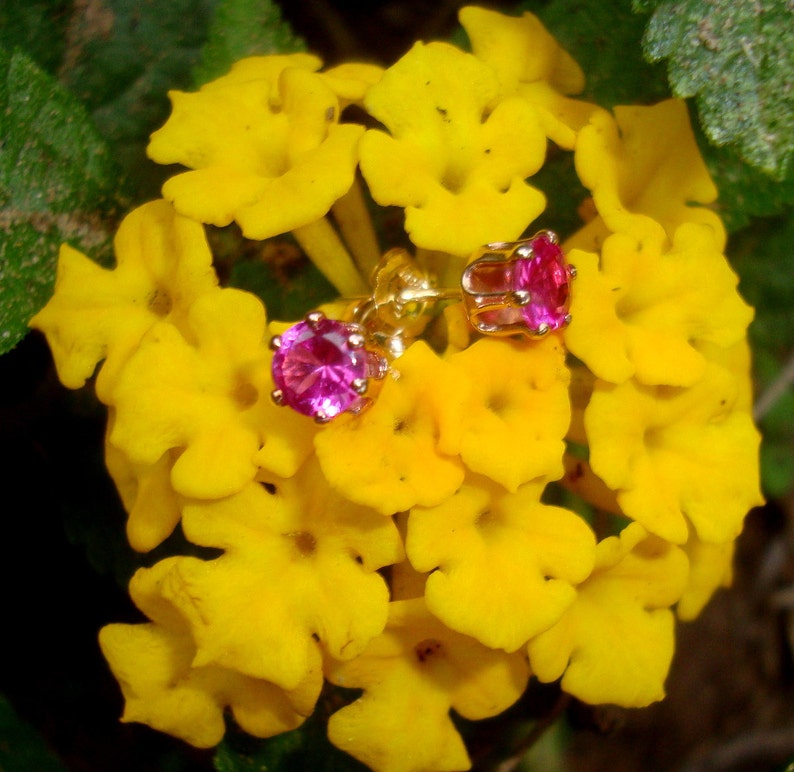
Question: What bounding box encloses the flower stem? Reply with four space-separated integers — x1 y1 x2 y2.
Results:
559 454 623 517
331 177 381 279
292 218 369 296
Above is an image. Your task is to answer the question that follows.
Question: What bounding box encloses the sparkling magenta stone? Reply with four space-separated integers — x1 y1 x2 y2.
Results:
513 233 572 331
272 316 383 420
464 232 573 334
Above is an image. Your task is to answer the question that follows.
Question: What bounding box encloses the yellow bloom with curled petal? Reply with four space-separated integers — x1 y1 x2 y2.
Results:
315 341 465 515
29 200 217 403
326 598 530 772
359 40 547 257
407 475 596 651
677 535 735 621
148 55 364 241
439 335 571 490
585 363 764 544
100 557 321 748
571 100 725 251
459 6 600 149
104 411 182 553
141 458 403 692
527 523 689 707
565 224 754 386
108 287 287 499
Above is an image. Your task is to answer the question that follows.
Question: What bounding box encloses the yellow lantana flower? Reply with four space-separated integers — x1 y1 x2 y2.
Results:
459 6 599 149
139 458 402 692
407 475 596 651
326 598 530 772
585 363 764 544
100 557 321 748
527 523 689 707
29 200 218 403
359 40 547 257
439 335 571 490
108 288 274 499
148 55 369 295
571 99 726 251
565 224 754 386
149 54 361 240
315 341 465 514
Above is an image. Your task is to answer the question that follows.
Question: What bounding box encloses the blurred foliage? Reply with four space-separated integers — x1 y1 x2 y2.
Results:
0 0 792 769
0 694 68 772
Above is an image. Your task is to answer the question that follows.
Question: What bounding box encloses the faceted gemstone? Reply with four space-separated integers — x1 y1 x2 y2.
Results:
271 315 385 421
513 232 572 332
462 231 573 336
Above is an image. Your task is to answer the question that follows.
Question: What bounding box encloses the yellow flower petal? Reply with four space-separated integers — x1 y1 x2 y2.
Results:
585 365 764 543
104 412 182 552
147 459 402 691
326 598 529 772
315 341 465 514
574 100 725 245
459 6 585 95
677 535 735 621
440 336 570 490
99 555 321 748
565 225 754 386
407 476 596 651
109 288 278 499
459 6 599 148
28 200 217 401
527 524 689 707
149 56 362 240
322 62 385 106
360 41 547 256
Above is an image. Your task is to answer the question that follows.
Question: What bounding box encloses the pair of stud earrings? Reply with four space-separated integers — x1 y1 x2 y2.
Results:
270 230 576 423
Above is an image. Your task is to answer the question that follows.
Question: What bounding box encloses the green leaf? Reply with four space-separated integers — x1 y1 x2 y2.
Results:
0 0 70 75
730 213 794 497
192 0 306 87
58 0 218 198
0 46 120 355
207 224 336 322
700 136 794 232
637 0 794 179
531 0 670 108
0 693 68 772
215 698 368 772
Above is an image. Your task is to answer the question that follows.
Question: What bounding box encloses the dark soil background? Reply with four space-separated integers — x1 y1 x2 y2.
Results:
1 1 792 770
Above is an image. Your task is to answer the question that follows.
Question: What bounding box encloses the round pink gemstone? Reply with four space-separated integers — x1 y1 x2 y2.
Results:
513 233 572 332
272 316 382 421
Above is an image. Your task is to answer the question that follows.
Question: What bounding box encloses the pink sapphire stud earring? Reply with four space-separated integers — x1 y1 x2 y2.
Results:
270 232 574 422
461 230 575 337
270 311 389 423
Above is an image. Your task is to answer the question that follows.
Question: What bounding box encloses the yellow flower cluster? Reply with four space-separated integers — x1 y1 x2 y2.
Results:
30 6 763 771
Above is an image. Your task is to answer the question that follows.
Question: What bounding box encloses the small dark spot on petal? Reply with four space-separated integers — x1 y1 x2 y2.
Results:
260 481 277 495
414 638 442 663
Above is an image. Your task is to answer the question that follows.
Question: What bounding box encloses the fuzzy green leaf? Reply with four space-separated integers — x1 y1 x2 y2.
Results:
192 0 306 87
58 0 217 198
0 46 120 355
637 0 794 179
